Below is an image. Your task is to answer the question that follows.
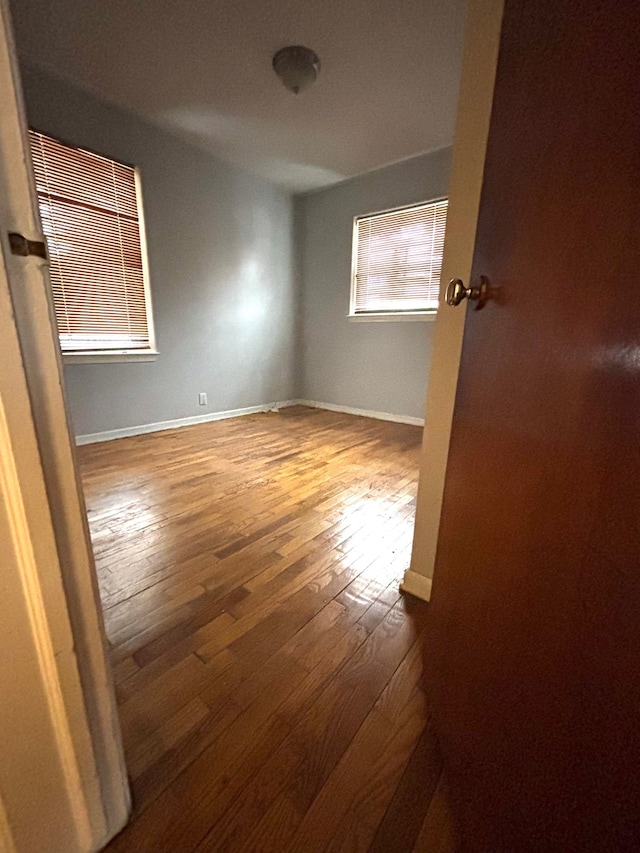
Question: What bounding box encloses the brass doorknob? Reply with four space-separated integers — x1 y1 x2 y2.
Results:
445 277 491 310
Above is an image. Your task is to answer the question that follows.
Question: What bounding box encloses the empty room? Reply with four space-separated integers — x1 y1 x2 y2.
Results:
4 0 639 851
3 0 464 849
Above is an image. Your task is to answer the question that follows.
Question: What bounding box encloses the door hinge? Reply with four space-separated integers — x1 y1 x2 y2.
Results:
8 232 48 260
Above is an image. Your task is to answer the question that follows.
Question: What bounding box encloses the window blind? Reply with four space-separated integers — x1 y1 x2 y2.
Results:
352 199 448 315
29 130 152 352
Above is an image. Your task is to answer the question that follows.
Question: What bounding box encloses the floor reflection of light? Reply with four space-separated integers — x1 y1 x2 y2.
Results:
95 492 170 638
89 492 168 607
115 505 162 534
333 496 416 580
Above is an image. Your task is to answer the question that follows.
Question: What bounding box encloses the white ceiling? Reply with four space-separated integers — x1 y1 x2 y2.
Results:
10 0 467 193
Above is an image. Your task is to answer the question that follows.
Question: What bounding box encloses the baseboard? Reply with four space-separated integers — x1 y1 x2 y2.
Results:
296 399 425 427
75 398 423 445
75 401 298 445
400 569 432 602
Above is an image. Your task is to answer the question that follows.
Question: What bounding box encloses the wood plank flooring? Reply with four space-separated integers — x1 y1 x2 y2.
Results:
79 406 444 852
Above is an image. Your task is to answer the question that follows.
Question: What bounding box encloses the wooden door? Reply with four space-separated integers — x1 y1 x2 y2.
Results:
427 1 640 850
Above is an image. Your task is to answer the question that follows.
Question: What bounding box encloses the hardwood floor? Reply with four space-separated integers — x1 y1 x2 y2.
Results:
79 406 446 852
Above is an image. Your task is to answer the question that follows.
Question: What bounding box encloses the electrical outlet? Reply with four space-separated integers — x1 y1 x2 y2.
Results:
198 392 207 406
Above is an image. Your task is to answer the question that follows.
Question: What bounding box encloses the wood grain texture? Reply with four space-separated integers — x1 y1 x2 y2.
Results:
428 1 640 849
78 407 444 852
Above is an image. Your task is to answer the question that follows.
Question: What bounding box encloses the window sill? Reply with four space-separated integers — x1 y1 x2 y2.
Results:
348 312 437 323
62 350 159 364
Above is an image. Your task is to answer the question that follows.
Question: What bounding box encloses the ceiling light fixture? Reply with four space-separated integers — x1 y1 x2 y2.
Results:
272 45 321 94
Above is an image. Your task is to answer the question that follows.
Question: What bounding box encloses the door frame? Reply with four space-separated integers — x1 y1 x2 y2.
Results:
0 0 505 842
0 1 129 849
402 0 505 601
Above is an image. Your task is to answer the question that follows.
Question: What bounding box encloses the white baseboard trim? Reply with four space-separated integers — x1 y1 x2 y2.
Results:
400 569 432 602
296 399 425 427
75 400 298 445
75 398 423 445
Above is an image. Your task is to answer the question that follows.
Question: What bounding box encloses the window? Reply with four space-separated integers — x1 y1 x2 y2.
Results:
28 130 156 359
349 198 448 319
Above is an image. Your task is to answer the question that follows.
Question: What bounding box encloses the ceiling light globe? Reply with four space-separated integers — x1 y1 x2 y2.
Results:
272 45 321 94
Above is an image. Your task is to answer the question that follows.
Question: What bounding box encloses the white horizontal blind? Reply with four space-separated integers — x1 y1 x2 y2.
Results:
29 130 151 352
352 199 448 315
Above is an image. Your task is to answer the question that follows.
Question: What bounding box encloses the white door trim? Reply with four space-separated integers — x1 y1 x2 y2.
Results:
403 0 505 600
0 1 129 849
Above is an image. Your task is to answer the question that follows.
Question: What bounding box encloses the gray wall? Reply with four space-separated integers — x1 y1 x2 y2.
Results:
296 149 451 421
20 65 297 437
21 65 450 434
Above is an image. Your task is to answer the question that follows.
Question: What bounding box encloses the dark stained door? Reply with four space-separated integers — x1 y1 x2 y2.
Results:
427 1 640 850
